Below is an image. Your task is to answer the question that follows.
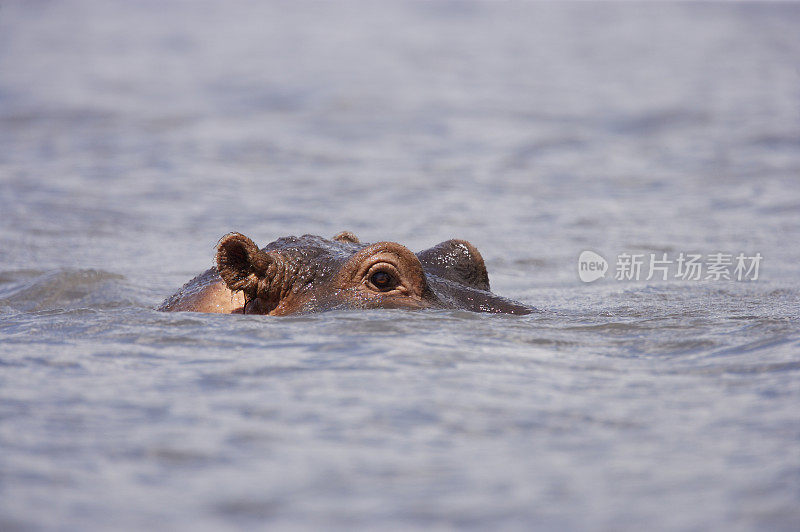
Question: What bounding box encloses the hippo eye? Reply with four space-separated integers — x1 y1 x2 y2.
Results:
369 271 397 291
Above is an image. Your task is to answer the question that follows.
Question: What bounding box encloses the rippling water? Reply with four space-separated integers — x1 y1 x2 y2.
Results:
1 1 799 530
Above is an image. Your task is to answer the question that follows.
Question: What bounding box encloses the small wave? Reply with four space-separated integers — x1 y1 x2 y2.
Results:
0 269 134 312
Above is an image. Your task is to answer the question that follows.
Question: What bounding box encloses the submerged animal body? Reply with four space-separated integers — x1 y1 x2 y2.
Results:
159 232 532 316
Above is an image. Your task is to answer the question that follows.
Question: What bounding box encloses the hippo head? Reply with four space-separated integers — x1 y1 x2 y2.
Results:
215 232 531 316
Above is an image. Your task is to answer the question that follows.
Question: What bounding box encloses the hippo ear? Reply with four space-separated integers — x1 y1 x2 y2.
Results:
216 233 272 295
333 231 360 244
417 239 490 291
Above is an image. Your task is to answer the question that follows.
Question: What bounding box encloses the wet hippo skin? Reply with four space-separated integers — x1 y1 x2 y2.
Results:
159 232 532 316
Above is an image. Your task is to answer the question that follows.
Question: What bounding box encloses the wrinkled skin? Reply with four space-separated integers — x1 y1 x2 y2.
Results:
159 232 532 316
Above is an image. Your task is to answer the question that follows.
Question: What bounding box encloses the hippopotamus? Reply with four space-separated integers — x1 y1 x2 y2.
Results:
159 232 532 316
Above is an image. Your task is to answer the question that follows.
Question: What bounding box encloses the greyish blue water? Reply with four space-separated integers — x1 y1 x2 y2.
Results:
1 1 799 530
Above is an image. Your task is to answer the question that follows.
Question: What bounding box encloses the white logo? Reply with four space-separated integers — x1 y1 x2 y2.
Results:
578 251 608 283
576 251 762 282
